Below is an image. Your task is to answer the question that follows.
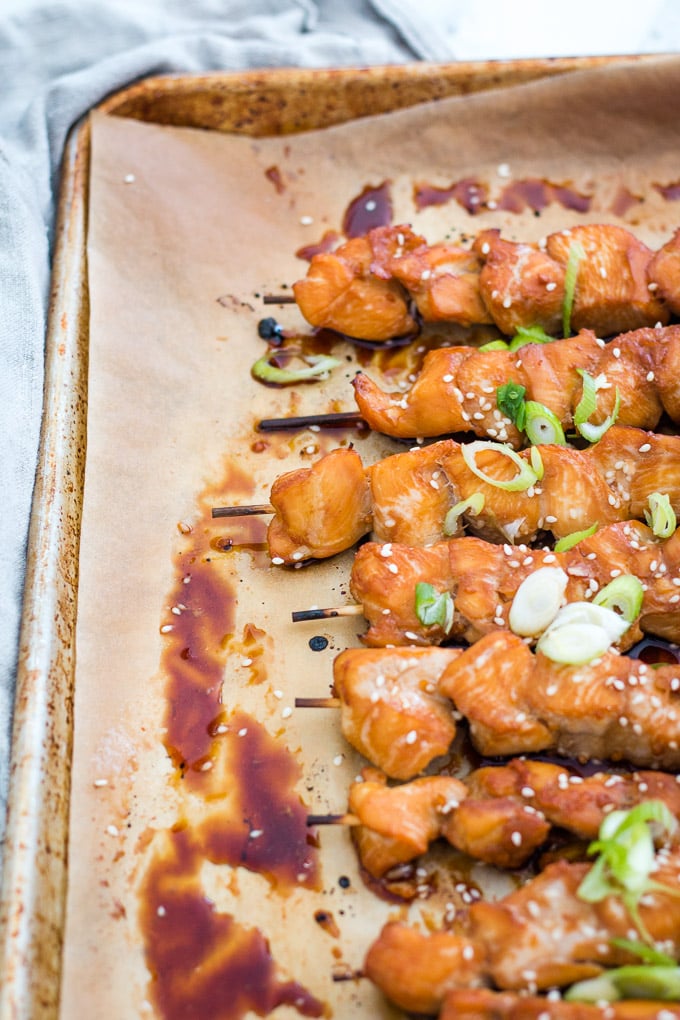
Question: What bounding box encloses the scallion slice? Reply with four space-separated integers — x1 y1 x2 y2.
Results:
566 965 680 1004
414 582 454 633
645 492 677 539
577 800 680 944
524 401 567 446
562 240 585 337
508 566 568 637
535 601 631 664
593 574 644 623
553 522 599 552
496 381 527 431
251 351 341 385
478 339 509 352
508 324 555 350
461 441 538 492
443 493 485 535
574 368 620 443
529 445 544 481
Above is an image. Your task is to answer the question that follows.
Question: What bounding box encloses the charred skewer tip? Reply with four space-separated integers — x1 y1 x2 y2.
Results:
263 294 296 305
292 605 364 623
307 812 359 827
258 411 366 433
211 503 274 519
294 696 341 708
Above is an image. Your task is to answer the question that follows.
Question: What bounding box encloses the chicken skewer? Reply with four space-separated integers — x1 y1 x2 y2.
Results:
292 222 678 342
344 519 680 648
439 988 680 1019
327 633 680 777
216 425 680 564
259 323 680 444
363 833 680 1015
316 759 680 881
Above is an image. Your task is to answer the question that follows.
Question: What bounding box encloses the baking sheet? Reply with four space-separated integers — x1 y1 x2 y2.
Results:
60 55 680 1018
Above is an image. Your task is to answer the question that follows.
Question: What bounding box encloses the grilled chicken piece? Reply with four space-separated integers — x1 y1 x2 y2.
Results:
291 228 417 341
293 223 671 341
333 633 680 775
352 324 679 442
268 446 372 562
333 646 460 779
439 631 680 769
466 758 680 841
547 224 669 334
387 241 493 326
346 759 680 879
472 229 566 335
349 769 469 878
265 424 680 563
350 519 680 648
649 227 680 316
440 988 680 1020
363 921 485 1015
365 846 680 1012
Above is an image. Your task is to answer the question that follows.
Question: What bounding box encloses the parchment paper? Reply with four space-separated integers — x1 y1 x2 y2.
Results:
62 57 680 1018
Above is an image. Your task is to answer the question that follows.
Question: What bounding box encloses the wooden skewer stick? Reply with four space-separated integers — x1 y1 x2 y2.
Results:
295 696 341 708
263 294 296 305
258 411 367 432
307 812 360 827
292 605 364 623
211 503 274 519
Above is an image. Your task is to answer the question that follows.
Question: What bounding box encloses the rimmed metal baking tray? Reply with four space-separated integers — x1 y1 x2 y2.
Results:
0 55 644 1019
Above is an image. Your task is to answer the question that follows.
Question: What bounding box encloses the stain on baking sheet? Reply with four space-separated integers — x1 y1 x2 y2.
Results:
140 827 324 1020
141 457 324 1019
342 182 392 237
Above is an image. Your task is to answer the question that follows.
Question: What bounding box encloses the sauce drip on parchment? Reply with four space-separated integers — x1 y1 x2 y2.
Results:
141 458 324 1019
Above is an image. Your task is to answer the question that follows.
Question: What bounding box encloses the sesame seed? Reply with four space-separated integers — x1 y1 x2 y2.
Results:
124 173 135 183
497 162 511 177
502 296 512 309
462 944 475 961
106 825 119 837
647 371 655 381
481 242 490 255
612 347 621 358
511 831 523 846
282 707 293 719
405 730 418 744
387 563 398 574
93 779 108 788
639 443 651 453
160 624 173 633
238 727 248 736
271 556 285 565
545 281 557 291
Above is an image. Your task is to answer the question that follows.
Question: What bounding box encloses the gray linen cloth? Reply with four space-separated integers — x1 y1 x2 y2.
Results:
1 0 678 856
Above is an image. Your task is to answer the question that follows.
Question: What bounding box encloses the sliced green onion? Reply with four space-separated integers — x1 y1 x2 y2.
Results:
443 493 485 536
562 240 585 337
508 324 555 350
496 381 527 430
251 351 341 385
524 401 566 446
479 339 510 352
577 800 680 944
529 445 544 481
535 601 631 664
610 938 676 967
566 966 680 1003
593 574 644 623
461 441 538 492
414 582 454 633
508 566 568 637
553 522 599 552
574 369 620 443
645 492 677 539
